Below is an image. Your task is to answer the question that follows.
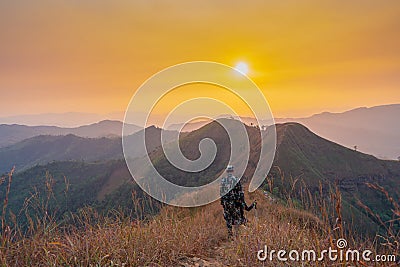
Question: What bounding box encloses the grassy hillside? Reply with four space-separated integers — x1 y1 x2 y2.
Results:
270 123 400 235
149 119 263 188
0 160 160 230
0 126 177 174
273 122 400 186
147 120 400 235
0 135 123 174
1 187 398 266
0 188 346 266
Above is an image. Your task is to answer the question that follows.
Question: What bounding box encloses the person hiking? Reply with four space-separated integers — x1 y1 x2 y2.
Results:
220 165 256 238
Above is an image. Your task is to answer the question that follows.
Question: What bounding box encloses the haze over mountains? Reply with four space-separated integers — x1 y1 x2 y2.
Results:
0 120 140 148
1 104 399 160
276 104 400 160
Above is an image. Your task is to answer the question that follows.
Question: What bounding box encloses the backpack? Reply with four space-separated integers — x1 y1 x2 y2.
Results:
220 175 239 199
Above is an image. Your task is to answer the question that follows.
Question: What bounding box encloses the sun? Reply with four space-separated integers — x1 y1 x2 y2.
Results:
234 62 249 75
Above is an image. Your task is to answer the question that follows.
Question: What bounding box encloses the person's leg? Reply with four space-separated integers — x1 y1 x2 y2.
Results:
239 206 246 225
227 222 233 239
223 208 233 239
232 206 243 238
233 224 240 238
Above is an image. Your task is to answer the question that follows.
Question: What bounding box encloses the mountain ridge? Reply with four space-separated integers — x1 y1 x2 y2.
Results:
0 126 177 174
0 120 140 148
147 120 400 234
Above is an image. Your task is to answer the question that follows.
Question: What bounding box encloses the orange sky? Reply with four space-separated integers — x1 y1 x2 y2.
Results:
1 0 400 121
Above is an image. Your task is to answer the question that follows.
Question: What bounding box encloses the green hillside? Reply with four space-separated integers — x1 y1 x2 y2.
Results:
0 135 123 174
0 126 177 174
270 123 400 235
147 121 400 235
0 160 159 229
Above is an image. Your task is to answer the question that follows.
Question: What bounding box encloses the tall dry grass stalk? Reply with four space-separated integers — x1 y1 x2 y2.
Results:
1 167 15 250
358 183 400 259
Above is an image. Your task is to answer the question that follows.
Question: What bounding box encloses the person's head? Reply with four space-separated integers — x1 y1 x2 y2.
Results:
226 165 234 173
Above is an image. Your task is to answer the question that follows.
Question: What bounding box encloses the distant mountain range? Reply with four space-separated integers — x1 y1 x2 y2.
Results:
0 126 176 174
0 112 125 127
0 104 398 160
276 104 400 160
0 120 140 148
168 104 400 160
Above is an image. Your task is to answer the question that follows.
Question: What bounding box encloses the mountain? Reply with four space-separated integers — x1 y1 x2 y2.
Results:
147 120 400 234
154 120 400 191
0 120 141 148
276 104 400 160
167 119 212 132
273 122 400 184
0 126 177 174
166 115 268 132
0 160 159 228
1 120 399 236
0 112 125 127
167 104 400 160
0 135 122 174
271 123 400 231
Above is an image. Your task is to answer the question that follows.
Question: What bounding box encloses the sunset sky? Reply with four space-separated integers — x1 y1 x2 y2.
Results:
1 1 400 125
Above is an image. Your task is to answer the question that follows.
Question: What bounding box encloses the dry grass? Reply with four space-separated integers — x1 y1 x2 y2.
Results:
0 198 226 266
0 172 327 267
0 187 328 266
0 168 399 266
215 190 326 266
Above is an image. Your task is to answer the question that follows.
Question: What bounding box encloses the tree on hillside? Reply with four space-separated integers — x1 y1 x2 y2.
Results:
354 145 358 151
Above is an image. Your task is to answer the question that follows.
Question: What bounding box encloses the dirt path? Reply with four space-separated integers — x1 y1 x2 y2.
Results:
175 255 225 267
175 241 231 267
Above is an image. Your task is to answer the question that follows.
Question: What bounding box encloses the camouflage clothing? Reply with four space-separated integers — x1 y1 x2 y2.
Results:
220 174 254 235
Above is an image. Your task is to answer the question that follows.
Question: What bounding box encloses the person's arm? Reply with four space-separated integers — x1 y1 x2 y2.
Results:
244 201 256 211
236 180 256 211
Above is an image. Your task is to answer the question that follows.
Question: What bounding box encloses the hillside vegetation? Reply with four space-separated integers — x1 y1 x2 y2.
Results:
0 126 177 174
0 185 359 266
271 123 400 236
146 120 400 235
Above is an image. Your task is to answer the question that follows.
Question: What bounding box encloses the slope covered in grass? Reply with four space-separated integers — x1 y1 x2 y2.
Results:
0 126 177 174
0 190 334 266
